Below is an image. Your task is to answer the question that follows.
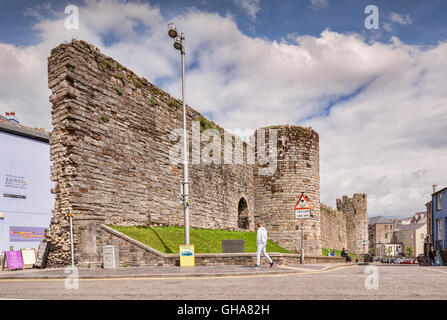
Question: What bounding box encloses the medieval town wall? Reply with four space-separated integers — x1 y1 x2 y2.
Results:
46 40 367 266
253 126 321 256
320 203 347 251
337 194 368 255
46 40 253 266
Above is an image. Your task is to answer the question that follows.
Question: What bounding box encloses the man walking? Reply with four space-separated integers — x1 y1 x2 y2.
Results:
255 223 274 267
429 245 436 266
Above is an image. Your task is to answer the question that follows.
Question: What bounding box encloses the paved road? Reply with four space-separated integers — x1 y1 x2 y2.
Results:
1 264 446 300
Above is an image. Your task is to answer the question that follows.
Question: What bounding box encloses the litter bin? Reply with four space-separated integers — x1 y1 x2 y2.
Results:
103 245 119 269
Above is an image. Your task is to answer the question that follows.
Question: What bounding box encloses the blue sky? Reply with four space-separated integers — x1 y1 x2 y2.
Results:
0 0 446 217
1 0 446 46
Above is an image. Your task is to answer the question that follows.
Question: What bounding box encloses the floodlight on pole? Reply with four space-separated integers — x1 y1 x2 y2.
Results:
168 23 178 38
174 37 183 51
167 23 190 245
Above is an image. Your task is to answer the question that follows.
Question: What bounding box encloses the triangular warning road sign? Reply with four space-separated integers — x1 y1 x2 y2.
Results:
294 194 311 210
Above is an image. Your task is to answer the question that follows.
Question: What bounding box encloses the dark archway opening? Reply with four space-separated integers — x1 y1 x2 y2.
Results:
238 197 249 229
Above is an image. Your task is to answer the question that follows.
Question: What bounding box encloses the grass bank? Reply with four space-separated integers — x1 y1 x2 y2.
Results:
110 225 290 254
322 248 358 260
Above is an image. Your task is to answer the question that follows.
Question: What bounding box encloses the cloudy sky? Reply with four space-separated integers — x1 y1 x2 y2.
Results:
0 0 446 217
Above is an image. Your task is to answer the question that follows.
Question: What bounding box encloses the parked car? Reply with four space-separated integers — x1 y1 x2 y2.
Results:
416 254 424 264
380 257 394 264
400 257 412 264
373 256 382 262
373 256 381 262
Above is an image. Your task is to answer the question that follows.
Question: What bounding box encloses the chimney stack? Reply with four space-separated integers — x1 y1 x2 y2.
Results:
433 184 438 194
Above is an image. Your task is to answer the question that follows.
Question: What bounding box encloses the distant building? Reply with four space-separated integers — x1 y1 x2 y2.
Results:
0 114 53 254
399 217 412 225
384 243 402 257
432 186 447 251
369 214 428 257
393 222 426 257
411 211 426 224
368 216 396 256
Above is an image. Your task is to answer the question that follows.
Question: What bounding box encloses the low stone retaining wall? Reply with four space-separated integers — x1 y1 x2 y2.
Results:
79 225 345 268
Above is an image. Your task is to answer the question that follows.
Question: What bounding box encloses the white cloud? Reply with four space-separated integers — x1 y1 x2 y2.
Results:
1 0 446 218
310 0 329 10
233 0 260 21
0 43 51 129
389 12 413 25
383 22 392 32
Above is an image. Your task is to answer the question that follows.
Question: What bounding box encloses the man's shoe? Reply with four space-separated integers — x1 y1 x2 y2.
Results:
254 264 260 267
270 262 274 267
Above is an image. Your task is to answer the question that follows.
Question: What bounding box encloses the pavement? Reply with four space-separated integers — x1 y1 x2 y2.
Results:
0 262 350 280
2 263 447 299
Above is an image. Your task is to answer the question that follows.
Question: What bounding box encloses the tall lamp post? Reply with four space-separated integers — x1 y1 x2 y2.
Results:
168 23 190 245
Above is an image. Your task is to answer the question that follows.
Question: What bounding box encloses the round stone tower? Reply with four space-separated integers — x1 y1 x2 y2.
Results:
253 125 321 256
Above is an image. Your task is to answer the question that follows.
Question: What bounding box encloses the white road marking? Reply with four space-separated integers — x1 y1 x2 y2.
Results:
421 267 447 275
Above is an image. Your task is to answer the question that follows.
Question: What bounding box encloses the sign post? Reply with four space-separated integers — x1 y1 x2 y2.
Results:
67 209 74 268
301 221 304 264
294 192 311 264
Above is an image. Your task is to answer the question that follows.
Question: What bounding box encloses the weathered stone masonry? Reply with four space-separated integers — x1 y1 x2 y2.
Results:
46 40 367 267
320 194 368 255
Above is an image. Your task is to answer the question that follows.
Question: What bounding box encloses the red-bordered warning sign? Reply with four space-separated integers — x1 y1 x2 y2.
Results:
294 194 311 219
294 194 311 210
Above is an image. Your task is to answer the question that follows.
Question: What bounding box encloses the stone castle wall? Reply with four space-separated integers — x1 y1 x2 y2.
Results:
320 203 347 251
320 195 368 256
46 40 367 266
253 126 321 256
46 40 254 266
337 194 368 255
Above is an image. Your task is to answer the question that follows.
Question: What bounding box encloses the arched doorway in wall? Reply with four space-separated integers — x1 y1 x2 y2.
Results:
238 197 249 229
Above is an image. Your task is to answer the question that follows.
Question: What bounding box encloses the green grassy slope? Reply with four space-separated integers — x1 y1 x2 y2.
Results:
322 248 358 260
110 225 290 254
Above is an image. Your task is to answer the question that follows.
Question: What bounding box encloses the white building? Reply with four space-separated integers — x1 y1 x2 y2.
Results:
0 115 54 255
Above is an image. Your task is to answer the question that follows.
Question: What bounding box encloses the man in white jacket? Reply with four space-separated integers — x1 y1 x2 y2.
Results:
255 223 274 267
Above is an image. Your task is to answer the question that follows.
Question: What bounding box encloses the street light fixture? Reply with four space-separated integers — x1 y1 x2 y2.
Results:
168 23 178 38
174 37 183 51
168 23 190 245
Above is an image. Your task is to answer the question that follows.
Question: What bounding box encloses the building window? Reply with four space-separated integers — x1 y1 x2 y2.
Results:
410 233 413 240
385 233 388 239
438 219 443 240
438 193 443 210
421 233 425 239
385 225 388 230
390 225 393 230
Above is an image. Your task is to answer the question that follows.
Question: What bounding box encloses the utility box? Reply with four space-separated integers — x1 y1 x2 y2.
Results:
103 245 119 269
222 239 245 253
